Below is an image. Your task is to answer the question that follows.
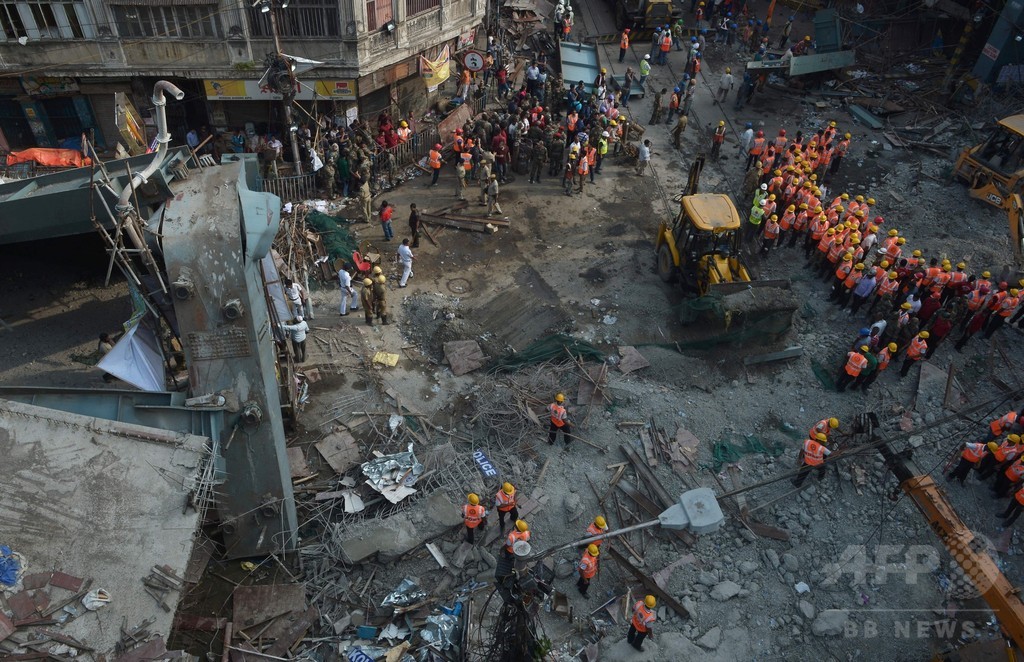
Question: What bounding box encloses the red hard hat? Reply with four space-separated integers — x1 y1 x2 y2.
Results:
455 128 463 134
779 129 786 136
874 216 884 224
980 285 991 294
434 143 442 150
756 130 764 137
959 284 973 294
1000 281 1009 290
624 28 630 32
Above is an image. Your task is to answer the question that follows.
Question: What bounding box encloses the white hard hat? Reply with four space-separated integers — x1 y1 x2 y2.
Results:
602 131 610 137
760 183 768 190
644 54 651 60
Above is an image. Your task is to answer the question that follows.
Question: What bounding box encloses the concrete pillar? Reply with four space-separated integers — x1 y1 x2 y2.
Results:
972 0 1024 84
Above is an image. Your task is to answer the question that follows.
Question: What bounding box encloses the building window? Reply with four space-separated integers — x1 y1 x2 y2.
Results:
365 0 393 31
247 0 340 38
1 1 93 40
405 0 438 18
112 3 223 39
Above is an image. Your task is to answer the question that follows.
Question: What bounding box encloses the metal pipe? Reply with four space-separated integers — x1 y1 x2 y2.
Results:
524 519 661 562
116 80 184 212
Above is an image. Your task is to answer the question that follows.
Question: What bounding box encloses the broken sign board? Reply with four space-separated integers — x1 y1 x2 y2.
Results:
473 449 500 478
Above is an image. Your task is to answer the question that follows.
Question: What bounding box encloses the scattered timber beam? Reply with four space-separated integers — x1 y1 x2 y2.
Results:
617 481 693 547
619 445 674 509
606 547 689 620
847 104 883 130
264 606 318 657
743 346 803 366
420 215 488 233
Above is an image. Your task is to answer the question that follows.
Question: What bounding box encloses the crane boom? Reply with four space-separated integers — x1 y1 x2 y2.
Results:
878 442 1024 651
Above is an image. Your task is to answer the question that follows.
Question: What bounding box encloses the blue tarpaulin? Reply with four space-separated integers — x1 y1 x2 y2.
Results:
0 545 21 587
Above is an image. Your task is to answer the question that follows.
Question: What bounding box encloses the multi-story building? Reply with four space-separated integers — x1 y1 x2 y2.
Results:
0 0 482 151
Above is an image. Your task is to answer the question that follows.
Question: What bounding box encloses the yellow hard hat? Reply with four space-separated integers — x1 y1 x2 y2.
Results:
879 260 890 268
855 195 865 202
815 432 828 441
400 120 408 127
887 342 898 352
1010 434 1022 444
588 544 600 556
814 206 823 213
867 197 875 205
988 441 1000 453
854 262 864 269
829 121 837 127
957 262 966 269
774 169 782 175
645 595 657 608
826 228 836 235
888 271 898 279
901 302 912 310
503 482 515 494
829 418 839 428
851 238 861 245
919 331 930 339
726 67 732 73
768 194 776 201
868 225 879 232
468 493 480 505
912 250 922 257
516 519 529 532
595 516 607 529
377 274 387 284
799 203 808 209
841 193 850 200
363 278 373 286
601 67 607 73
1012 288 1020 296
842 253 853 262
888 229 898 237
860 344 870 352
770 214 778 221
897 238 905 245
609 120 618 126
719 120 726 127
555 392 565 402
854 210 864 217
982 271 991 278
373 265 383 274
844 132 851 138
942 264 951 272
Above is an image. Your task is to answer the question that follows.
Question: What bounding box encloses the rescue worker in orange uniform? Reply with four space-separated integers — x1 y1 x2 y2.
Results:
855 342 896 392
999 484 1024 527
495 482 519 531
577 544 600 597
984 409 1022 442
792 432 831 487
462 493 487 544
548 392 572 445
993 457 1024 498
503 519 530 559
835 344 870 392
428 143 444 186
585 516 609 546
627 595 657 651
809 417 839 442
947 441 989 485
898 330 929 378
977 434 1022 480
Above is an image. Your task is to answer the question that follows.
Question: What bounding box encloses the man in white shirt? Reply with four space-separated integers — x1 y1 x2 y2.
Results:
186 128 199 150
398 239 415 288
635 139 651 176
280 315 309 363
268 135 283 159
338 264 357 315
283 277 307 318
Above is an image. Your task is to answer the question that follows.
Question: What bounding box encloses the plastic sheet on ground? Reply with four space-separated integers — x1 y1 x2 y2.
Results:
380 577 427 608
0 545 22 589
419 613 458 649
711 433 786 471
361 445 424 504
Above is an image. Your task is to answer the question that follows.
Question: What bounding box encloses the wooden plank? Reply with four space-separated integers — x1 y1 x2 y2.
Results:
265 606 318 657
617 346 650 374
315 430 361 475
619 445 674 508
606 547 689 620
639 429 658 467
742 345 803 366
420 215 487 233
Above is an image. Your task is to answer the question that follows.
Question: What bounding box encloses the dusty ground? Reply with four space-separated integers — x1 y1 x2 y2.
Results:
3 9 1024 662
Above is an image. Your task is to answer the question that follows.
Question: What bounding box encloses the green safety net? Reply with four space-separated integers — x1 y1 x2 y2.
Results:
710 433 787 471
304 211 360 267
811 358 837 391
489 334 605 373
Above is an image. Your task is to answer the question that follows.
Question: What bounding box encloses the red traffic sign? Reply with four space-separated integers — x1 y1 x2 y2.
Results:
462 50 485 72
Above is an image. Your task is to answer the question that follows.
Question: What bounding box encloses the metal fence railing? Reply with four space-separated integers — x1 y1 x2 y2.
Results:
259 172 318 202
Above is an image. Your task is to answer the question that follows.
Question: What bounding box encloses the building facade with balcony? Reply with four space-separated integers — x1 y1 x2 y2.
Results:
0 0 482 152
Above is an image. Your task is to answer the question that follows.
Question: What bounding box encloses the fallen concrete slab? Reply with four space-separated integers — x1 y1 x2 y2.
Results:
336 491 462 563
0 398 206 656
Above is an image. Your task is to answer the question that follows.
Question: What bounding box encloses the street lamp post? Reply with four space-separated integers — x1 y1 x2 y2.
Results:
260 0 303 175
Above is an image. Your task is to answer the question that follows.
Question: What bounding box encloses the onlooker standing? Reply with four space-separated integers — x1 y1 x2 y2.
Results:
408 203 421 248
398 239 415 288
280 316 309 363
337 263 356 316
636 139 652 176
378 200 394 241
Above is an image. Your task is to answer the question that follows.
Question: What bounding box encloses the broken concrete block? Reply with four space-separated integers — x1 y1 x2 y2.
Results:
338 491 462 563
696 625 722 650
798 600 816 620
811 610 848 636
710 581 742 601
